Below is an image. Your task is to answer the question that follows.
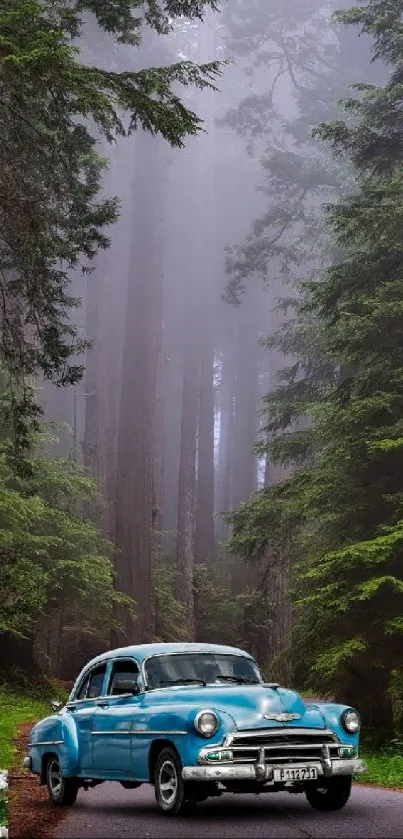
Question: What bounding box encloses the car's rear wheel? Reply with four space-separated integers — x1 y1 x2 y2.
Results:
154 747 198 816
46 756 78 806
305 777 352 811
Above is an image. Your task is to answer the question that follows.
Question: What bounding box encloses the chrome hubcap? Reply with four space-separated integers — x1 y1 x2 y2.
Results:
49 760 62 797
158 760 178 808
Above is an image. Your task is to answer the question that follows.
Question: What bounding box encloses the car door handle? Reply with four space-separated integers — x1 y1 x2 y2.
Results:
95 700 109 708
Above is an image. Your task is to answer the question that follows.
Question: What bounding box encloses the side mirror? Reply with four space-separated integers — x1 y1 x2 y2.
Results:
113 678 141 696
51 699 63 713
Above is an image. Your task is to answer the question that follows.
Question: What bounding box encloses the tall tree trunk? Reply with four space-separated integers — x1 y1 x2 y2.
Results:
81 130 132 541
114 129 166 643
153 343 165 538
176 306 199 638
216 327 236 539
195 337 215 563
231 303 259 509
176 16 217 628
259 336 292 681
194 204 216 563
162 347 183 554
261 554 292 685
97 148 134 542
229 302 260 594
194 18 216 567
82 271 99 477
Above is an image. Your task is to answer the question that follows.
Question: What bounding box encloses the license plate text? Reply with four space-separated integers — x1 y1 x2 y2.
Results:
273 766 318 782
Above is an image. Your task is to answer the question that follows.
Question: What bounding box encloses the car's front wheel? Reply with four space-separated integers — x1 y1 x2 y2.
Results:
46 756 78 806
305 777 352 811
154 747 197 816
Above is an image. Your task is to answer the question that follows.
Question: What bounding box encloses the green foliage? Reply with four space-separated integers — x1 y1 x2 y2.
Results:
0 686 49 766
226 0 403 726
153 554 273 664
357 751 403 789
153 556 242 645
0 419 133 645
221 0 375 304
0 0 222 417
154 556 190 642
388 668 403 737
76 0 219 42
194 562 242 644
0 795 5 831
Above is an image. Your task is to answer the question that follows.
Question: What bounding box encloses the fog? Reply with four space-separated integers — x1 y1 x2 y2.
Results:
38 1 384 667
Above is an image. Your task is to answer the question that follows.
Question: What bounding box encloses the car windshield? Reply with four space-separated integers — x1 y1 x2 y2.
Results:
144 653 262 690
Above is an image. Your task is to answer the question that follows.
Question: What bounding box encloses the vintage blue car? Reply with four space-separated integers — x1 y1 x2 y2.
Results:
23 642 366 815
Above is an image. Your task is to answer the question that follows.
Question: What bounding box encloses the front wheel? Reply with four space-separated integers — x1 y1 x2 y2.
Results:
154 748 198 816
305 777 352 811
46 756 78 807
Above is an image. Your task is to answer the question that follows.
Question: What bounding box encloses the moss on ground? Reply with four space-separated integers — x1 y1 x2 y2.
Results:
0 682 68 768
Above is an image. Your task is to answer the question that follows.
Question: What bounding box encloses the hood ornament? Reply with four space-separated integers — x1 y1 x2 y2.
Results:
264 712 301 722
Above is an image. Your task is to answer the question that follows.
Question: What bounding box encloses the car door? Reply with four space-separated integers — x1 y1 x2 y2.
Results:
91 658 142 778
68 662 108 774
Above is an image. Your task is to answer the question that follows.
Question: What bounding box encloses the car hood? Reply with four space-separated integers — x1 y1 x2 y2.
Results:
149 684 326 731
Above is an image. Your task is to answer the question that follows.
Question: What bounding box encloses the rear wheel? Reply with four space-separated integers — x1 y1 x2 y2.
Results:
305 777 352 811
46 756 78 807
154 748 198 816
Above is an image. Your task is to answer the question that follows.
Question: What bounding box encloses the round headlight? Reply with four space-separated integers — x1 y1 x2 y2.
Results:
194 710 219 738
341 709 360 734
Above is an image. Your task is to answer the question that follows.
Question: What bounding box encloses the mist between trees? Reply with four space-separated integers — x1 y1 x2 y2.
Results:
1 0 403 735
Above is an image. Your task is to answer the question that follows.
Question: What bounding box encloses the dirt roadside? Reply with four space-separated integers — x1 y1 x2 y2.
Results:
8 724 68 839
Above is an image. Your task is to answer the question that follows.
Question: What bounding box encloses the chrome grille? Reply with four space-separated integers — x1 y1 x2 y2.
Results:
227 728 339 765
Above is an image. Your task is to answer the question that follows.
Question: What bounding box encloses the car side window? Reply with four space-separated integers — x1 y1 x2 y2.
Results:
75 673 90 700
86 663 107 699
107 659 139 696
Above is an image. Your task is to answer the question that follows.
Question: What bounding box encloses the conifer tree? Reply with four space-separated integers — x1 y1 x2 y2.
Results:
229 1 403 727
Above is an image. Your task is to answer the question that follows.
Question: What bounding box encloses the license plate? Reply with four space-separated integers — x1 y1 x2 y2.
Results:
273 766 318 782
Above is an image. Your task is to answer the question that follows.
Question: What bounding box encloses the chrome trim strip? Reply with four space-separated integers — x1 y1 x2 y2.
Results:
183 758 367 783
67 697 103 708
183 764 265 781
321 743 332 776
90 730 187 736
95 694 134 705
68 692 140 708
28 740 64 747
224 728 339 747
198 742 342 766
230 743 340 752
332 759 367 775
136 730 187 736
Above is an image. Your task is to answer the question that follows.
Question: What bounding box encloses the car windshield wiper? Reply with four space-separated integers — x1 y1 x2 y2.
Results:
215 675 258 685
157 678 207 687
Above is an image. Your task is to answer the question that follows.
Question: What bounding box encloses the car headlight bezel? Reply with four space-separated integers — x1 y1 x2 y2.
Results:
194 709 219 738
341 708 361 734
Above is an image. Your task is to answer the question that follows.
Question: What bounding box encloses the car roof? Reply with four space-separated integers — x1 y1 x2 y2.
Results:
86 642 254 669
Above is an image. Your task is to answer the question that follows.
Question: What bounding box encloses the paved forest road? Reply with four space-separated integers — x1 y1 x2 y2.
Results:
53 783 403 839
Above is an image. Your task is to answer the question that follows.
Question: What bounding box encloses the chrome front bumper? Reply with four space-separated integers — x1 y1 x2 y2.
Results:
182 758 367 782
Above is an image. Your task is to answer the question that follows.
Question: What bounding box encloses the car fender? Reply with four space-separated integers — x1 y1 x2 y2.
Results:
28 710 80 778
132 703 237 780
309 702 360 747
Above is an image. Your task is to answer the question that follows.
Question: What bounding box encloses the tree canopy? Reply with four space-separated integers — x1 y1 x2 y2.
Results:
227 0 403 728
0 0 221 404
0 417 130 654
